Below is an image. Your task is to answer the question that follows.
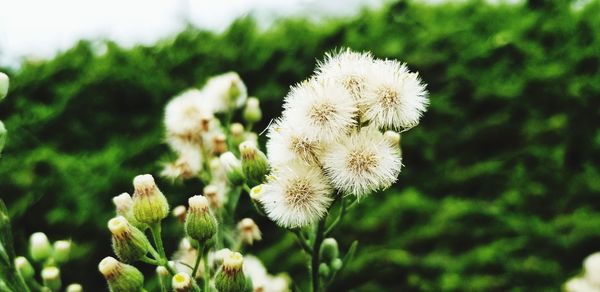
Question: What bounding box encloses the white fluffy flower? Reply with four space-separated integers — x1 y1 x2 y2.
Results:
564 277 599 292
243 255 290 292
259 162 333 228
315 49 376 102
584 252 600 287
322 126 402 197
266 118 324 167
201 72 247 112
282 79 357 142
164 89 212 143
161 146 203 180
362 59 428 130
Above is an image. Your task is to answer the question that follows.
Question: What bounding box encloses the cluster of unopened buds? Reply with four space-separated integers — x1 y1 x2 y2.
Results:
98 48 429 291
13 232 82 292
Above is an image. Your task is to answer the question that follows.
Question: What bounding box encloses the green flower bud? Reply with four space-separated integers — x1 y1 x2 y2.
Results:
318 263 330 279
319 238 339 263
53 240 71 264
219 152 245 185
132 174 169 225
331 258 343 271
239 142 269 185
172 272 200 292
215 251 247 292
243 97 262 124
230 123 246 149
0 121 6 155
65 283 83 292
113 192 146 230
0 72 8 101
98 256 144 292
30 232 52 262
41 266 61 292
14 256 35 279
185 195 217 244
109 216 150 263
156 266 172 291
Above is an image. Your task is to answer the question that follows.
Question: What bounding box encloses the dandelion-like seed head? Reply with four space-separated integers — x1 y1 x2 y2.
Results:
259 162 333 228
363 60 428 130
164 89 211 144
323 127 402 197
266 119 323 166
283 79 357 142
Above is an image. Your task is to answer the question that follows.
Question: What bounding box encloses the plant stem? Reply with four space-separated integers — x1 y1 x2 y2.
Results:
291 229 312 254
191 244 203 279
141 255 161 265
203 248 210 292
311 219 326 292
149 222 176 275
324 198 347 237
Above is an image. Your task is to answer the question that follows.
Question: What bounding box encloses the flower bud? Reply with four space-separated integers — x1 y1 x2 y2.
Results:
113 193 145 230
41 266 61 292
243 97 262 124
0 121 6 155
215 251 247 292
249 185 264 201
53 240 71 263
584 252 600 286
239 142 269 185
98 256 144 292
237 218 261 246
318 263 330 279
213 248 232 267
230 123 245 149
213 133 228 155
30 232 52 262
383 131 401 148
172 272 199 292
0 72 8 101
109 216 150 263
219 152 245 185
185 195 217 244
15 256 35 279
330 258 343 271
65 283 83 292
156 266 172 291
319 238 339 263
203 185 221 209
132 174 169 225
173 205 187 222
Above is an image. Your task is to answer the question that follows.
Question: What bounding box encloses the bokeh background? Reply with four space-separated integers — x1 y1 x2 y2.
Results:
1 0 600 290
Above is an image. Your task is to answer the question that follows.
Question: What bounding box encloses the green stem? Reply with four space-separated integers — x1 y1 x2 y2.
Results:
291 229 312 254
191 244 203 279
25 278 42 292
202 248 210 292
149 223 177 275
311 219 326 292
324 198 347 237
140 255 161 265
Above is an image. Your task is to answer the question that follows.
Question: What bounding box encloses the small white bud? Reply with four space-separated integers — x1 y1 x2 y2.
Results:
65 283 83 292
172 205 187 222
30 232 52 262
41 266 61 292
237 218 261 245
53 240 71 263
0 72 9 101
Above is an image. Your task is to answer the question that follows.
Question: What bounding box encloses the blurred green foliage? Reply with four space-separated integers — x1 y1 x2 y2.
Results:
1 0 600 290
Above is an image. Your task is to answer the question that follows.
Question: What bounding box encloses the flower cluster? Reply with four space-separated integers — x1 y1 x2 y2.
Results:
260 49 428 228
14 232 81 292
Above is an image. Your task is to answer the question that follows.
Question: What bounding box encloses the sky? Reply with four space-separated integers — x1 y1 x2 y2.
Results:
0 0 383 66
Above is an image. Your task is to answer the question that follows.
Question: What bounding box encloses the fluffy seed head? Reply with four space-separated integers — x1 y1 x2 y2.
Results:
362 60 428 130
266 119 323 166
283 79 357 142
164 89 211 142
259 162 333 228
201 72 248 112
322 127 402 197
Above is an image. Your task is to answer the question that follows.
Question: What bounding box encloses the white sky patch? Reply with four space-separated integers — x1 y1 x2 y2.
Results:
0 0 382 67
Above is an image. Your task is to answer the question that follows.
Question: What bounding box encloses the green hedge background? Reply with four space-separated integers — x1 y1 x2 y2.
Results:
1 0 600 290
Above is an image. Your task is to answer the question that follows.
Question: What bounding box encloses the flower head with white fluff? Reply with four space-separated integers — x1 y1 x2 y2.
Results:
266 118 324 167
244 255 290 292
315 49 376 102
164 89 212 146
201 72 247 112
259 162 333 228
283 79 357 142
322 126 402 197
362 60 428 130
